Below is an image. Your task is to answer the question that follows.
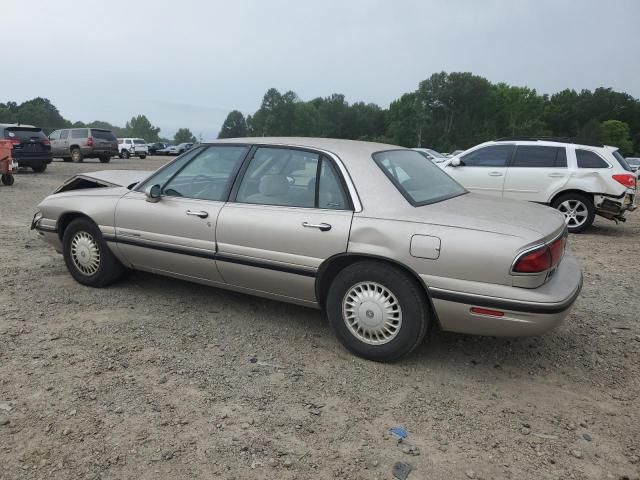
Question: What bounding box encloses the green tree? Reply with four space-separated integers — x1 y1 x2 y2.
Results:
11 97 70 133
386 93 423 147
125 115 160 142
576 118 602 144
174 128 196 144
218 110 248 138
601 120 633 155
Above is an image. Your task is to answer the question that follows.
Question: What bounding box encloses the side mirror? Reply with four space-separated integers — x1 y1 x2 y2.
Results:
145 184 161 203
450 157 463 167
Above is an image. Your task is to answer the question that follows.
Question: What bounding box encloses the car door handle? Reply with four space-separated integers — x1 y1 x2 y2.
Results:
488 171 503 176
186 210 209 219
302 222 332 231
548 173 565 178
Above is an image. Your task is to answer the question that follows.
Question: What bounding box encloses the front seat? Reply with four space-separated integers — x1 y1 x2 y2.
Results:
245 175 290 206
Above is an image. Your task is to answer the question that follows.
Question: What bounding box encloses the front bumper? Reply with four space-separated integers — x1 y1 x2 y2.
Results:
427 253 583 336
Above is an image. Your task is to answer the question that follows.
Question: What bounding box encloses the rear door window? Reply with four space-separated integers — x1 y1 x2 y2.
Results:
512 145 567 168
461 145 513 167
71 129 88 139
576 149 609 168
134 139 146 145
60 130 69 139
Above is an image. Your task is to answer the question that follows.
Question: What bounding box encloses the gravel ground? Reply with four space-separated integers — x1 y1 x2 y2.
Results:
1 157 639 480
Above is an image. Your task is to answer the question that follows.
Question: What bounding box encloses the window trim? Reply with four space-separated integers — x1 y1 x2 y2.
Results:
228 145 355 211
373 149 468 207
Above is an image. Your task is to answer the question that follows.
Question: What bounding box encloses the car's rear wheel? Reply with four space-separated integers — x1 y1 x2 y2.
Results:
139 154 146 159
552 193 595 233
99 155 111 163
121 150 130 159
32 164 47 173
62 218 125 287
71 148 83 163
62 157 71 162
326 261 430 362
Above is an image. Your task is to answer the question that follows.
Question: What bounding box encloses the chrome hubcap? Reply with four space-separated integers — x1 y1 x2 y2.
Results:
70 231 100 275
342 282 402 345
557 200 588 228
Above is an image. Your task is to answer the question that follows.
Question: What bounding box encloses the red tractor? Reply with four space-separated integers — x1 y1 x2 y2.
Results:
0 139 17 186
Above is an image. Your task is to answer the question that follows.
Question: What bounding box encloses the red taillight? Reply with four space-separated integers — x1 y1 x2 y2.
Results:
549 236 566 265
42 138 51 146
9 138 20 146
513 245 552 273
612 174 636 189
471 307 504 317
87 137 94 147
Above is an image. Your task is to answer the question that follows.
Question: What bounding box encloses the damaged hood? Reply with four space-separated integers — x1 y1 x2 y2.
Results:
55 170 153 193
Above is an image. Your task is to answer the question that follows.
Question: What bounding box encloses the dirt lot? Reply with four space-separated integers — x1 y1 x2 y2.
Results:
0 156 639 480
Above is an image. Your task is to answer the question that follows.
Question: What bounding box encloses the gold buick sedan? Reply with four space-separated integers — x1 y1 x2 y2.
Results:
32 138 582 361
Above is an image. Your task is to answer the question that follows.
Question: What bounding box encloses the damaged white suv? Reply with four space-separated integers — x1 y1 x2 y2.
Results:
441 137 637 232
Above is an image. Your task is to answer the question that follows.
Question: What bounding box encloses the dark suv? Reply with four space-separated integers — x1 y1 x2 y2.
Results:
0 124 52 172
49 128 118 163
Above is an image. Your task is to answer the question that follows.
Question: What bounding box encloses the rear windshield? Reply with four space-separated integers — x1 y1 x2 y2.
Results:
4 127 46 140
612 150 632 172
373 150 467 206
133 139 146 145
92 129 117 141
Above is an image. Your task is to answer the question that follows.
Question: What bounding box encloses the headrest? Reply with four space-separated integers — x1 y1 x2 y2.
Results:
259 175 289 196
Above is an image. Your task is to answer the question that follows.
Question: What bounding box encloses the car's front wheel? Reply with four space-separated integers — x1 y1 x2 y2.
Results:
326 261 430 362
139 154 146 159
552 193 595 233
99 155 111 163
121 150 130 159
32 164 47 173
62 218 125 287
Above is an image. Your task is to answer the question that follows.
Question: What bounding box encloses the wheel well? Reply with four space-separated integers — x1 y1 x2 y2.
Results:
315 254 437 317
550 189 593 206
56 212 93 241
70 145 80 150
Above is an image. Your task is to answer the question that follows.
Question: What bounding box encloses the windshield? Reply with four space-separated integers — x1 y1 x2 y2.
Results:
373 150 467 206
91 129 116 141
626 158 640 166
612 150 632 172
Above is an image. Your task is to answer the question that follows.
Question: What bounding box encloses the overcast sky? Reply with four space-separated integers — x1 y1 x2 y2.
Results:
3 0 639 139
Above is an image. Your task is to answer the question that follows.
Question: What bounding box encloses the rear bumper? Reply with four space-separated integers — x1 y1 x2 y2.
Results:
427 253 583 336
14 153 52 166
595 192 636 218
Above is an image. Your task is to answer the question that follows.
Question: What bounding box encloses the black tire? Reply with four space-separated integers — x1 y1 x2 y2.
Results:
99 155 111 163
551 192 595 233
71 148 83 163
139 154 146 159
1 174 14 186
326 261 430 362
62 218 125 287
62 157 71 162
32 164 47 173
121 150 130 159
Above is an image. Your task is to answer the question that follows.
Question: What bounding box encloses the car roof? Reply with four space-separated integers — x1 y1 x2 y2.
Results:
0 123 38 129
211 137 404 159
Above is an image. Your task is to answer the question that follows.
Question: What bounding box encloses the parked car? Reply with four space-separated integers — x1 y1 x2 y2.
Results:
32 138 582 361
147 142 168 155
165 143 194 155
118 138 148 159
441 137 637 233
1 124 52 172
626 157 640 173
412 148 446 163
156 144 174 155
50 128 118 163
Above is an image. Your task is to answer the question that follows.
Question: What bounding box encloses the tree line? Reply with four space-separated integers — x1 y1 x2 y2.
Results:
218 72 640 155
0 98 197 145
3 72 639 155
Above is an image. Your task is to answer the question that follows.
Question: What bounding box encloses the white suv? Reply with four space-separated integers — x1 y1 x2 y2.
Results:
441 138 637 233
118 138 148 159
